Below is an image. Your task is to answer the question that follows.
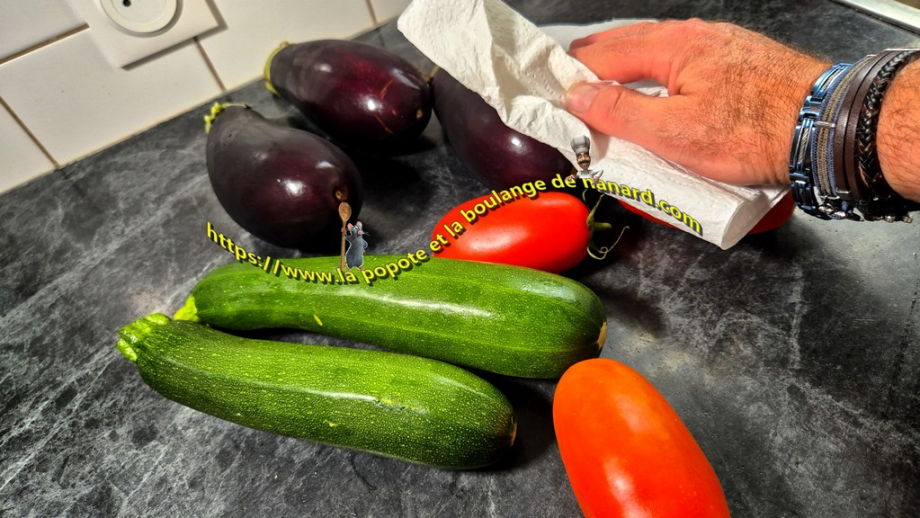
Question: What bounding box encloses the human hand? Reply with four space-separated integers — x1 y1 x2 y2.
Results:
565 19 830 186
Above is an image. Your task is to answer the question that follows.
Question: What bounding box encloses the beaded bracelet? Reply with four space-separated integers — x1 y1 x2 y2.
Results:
789 48 920 222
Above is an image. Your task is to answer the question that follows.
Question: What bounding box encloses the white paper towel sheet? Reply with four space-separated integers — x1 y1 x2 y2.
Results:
398 0 790 249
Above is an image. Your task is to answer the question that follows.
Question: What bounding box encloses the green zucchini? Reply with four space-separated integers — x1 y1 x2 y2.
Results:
117 313 516 468
178 256 607 378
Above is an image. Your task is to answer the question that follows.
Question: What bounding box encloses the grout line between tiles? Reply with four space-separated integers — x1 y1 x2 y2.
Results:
0 96 59 168
0 25 89 67
365 0 380 25
193 37 227 93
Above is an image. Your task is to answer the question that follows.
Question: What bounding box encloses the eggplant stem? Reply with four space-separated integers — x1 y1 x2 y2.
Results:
264 41 290 97
204 102 249 134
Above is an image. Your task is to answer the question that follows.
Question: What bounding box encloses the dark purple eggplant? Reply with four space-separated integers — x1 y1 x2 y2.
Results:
431 69 574 190
205 103 363 250
265 40 431 150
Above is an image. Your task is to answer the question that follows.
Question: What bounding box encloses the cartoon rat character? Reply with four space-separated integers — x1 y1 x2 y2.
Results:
569 135 603 185
344 221 368 270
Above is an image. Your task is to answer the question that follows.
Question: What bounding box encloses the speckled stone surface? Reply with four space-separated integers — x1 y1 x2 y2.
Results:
2 1 919 517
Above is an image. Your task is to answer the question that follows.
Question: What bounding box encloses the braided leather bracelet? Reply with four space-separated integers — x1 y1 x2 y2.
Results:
854 50 920 221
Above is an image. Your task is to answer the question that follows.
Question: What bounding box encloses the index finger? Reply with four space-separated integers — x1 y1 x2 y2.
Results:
568 21 659 51
569 31 679 87
567 20 697 51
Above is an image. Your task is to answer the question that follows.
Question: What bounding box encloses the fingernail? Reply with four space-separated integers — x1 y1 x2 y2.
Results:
566 83 603 113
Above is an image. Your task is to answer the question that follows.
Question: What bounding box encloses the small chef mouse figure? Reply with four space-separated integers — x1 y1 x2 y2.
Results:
569 135 603 186
344 221 368 271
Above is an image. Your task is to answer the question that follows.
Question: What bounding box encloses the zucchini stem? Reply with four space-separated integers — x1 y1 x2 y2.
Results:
173 295 200 323
116 313 171 363
597 321 608 351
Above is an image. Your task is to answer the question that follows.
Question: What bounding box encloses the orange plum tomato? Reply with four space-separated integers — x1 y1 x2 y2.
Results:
553 359 731 518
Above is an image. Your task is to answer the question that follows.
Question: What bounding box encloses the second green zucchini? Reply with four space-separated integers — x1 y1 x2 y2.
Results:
177 256 607 378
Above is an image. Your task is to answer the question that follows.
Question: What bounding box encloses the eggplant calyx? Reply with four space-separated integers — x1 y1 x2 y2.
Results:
204 102 250 134
585 195 628 260
264 41 290 97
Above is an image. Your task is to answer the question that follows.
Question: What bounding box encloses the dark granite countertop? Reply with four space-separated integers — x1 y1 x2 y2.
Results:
2 1 919 516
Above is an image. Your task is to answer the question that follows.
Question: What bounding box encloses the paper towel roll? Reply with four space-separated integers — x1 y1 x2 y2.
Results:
398 0 789 249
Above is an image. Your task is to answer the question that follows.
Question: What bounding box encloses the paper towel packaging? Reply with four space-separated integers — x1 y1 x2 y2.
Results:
398 0 789 249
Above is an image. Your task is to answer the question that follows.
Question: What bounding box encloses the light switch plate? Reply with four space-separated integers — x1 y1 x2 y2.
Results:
69 0 220 67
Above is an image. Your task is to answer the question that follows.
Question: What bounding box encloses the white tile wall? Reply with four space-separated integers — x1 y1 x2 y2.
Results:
0 0 84 60
0 32 221 165
371 0 412 22
198 0 376 90
0 102 54 193
0 0 386 195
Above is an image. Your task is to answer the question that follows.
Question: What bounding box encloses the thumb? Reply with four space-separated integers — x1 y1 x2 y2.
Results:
565 82 673 152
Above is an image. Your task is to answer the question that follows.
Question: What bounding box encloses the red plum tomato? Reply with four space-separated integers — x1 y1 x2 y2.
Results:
431 192 589 273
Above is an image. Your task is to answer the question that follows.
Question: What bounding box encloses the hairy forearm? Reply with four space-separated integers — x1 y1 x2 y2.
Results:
877 59 920 202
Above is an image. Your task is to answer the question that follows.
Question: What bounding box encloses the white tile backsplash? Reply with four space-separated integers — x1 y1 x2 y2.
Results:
0 102 55 193
371 0 412 22
0 0 384 194
0 32 221 165
197 0 376 90
0 0 85 60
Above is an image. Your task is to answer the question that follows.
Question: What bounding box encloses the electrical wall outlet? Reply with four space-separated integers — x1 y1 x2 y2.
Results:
70 0 220 67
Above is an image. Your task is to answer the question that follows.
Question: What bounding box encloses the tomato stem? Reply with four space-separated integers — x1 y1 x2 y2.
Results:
586 195 628 260
428 65 441 82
